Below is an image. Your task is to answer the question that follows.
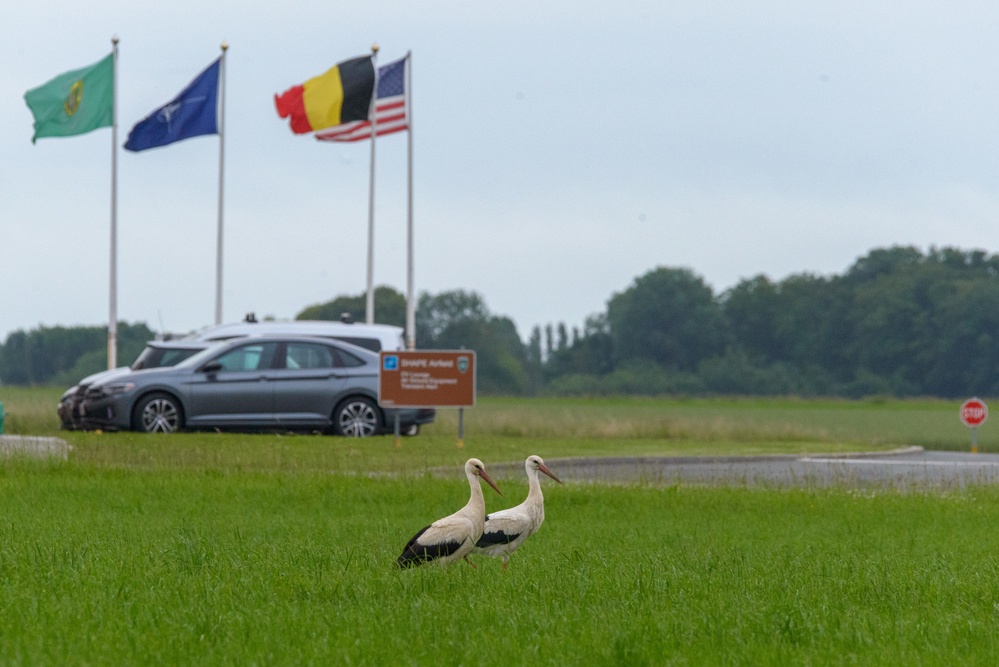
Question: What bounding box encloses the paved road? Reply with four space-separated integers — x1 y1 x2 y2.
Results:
491 448 999 489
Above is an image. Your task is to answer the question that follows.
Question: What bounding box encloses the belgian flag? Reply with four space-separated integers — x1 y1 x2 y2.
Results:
275 56 375 134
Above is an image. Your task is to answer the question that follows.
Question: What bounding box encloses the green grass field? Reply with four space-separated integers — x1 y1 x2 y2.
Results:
0 388 997 664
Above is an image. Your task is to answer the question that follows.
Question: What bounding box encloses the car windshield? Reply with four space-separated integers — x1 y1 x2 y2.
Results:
131 345 205 370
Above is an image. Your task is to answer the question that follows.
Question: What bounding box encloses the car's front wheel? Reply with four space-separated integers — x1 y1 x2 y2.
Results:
333 397 381 437
132 392 184 433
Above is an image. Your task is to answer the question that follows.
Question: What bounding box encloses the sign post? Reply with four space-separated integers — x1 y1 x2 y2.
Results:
960 397 988 453
379 350 476 448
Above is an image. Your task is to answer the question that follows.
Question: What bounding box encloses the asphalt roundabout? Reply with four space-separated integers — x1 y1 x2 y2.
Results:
490 447 999 489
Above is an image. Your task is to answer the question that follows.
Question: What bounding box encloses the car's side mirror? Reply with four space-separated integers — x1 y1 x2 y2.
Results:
200 361 223 374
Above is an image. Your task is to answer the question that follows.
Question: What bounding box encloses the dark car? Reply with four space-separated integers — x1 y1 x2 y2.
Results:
78 335 435 436
59 318 408 430
57 339 211 430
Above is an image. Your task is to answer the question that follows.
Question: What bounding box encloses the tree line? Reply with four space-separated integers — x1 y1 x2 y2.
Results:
3 245 999 398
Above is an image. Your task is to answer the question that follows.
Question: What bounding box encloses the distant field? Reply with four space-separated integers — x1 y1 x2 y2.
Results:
0 388 995 664
0 388 989 467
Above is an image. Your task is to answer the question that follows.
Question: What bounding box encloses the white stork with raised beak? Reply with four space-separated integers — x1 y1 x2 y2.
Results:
397 458 503 568
473 455 562 569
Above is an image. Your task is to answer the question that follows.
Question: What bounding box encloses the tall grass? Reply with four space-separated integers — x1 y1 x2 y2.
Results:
3 388 999 663
0 388 985 460
448 396 969 448
0 464 997 664
0 387 61 435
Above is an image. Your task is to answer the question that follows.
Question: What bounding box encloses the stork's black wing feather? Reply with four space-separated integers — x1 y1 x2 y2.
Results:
475 528 521 548
397 525 465 568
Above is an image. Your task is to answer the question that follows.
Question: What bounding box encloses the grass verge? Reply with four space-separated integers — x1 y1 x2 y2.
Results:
0 464 996 664
0 388 993 664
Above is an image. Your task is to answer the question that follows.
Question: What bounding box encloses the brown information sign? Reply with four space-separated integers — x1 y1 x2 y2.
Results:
378 350 476 408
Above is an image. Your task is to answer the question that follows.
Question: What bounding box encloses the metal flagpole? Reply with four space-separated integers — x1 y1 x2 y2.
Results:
365 44 380 324
215 41 228 325
108 36 119 370
405 51 415 350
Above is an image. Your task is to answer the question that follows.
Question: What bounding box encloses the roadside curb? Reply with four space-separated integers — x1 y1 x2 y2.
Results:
488 445 926 473
796 445 924 460
0 435 70 460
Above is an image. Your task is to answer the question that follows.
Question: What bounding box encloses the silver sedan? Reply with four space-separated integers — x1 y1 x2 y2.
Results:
79 336 435 436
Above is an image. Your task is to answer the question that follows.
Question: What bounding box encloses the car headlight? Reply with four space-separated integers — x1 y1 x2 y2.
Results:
91 382 136 399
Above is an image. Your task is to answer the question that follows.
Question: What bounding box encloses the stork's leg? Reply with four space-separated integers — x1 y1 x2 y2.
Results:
463 555 478 569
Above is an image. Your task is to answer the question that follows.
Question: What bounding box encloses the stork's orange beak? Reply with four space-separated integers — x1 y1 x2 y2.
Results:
539 462 563 484
477 469 502 496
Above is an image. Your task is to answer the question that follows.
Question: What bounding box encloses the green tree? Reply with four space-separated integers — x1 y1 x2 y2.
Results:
769 273 848 375
415 290 490 348
526 326 544 394
920 279 999 396
0 322 154 386
606 267 727 371
720 275 783 363
556 323 568 351
544 314 614 379
296 286 407 327
843 245 924 284
415 290 529 394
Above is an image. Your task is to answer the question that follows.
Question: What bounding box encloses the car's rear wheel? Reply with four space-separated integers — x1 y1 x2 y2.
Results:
333 397 380 437
133 392 184 433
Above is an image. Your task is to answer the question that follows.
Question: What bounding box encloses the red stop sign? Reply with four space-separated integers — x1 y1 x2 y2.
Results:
960 398 989 427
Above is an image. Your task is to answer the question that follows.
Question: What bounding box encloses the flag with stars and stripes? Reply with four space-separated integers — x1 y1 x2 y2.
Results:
315 54 408 143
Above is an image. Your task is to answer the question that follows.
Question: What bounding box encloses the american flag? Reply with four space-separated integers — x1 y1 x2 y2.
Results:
315 55 408 143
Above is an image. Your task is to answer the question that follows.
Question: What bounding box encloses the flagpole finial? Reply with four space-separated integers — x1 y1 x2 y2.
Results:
371 43 379 54
221 40 229 52
112 35 119 46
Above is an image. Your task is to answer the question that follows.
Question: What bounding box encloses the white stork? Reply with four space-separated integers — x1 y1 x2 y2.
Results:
397 458 503 568
473 455 562 569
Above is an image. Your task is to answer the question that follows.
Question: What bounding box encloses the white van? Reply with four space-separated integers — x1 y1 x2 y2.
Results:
181 316 406 352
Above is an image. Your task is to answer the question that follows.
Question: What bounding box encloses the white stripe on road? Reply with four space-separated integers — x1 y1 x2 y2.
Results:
800 457 999 467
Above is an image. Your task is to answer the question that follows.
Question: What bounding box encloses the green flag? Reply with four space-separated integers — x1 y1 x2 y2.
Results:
24 53 114 143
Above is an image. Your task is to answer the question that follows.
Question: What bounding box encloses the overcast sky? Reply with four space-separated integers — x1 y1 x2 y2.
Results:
3 1 999 345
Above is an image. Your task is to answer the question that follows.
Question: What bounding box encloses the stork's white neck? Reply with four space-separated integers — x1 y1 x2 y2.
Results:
469 470 485 502
462 469 487 528
526 466 544 502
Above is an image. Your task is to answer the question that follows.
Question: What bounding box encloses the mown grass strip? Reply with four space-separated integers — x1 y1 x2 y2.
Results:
0 388 995 663
0 463 997 664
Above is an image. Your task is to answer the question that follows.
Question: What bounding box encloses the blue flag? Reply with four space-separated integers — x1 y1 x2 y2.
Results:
125 58 220 152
